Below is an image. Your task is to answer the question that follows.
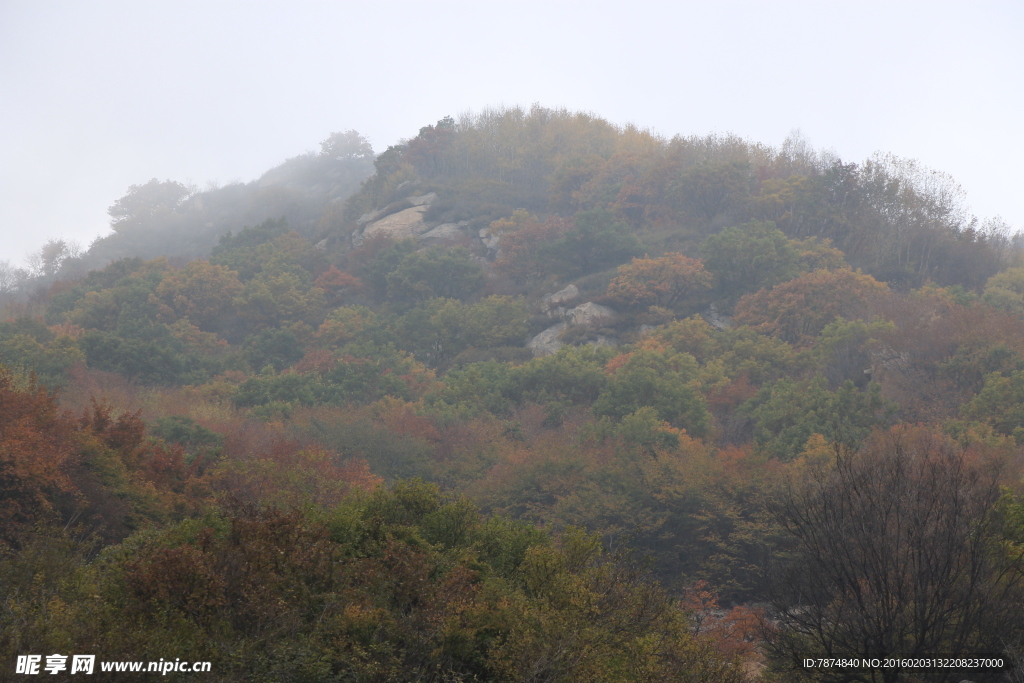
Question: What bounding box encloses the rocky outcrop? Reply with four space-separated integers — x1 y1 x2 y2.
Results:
704 303 731 330
419 221 468 247
478 225 501 256
353 193 442 246
356 209 384 225
406 192 438 207
541 284 579 313
527 322 568 356
527 300 619 356
361 205 431 241
567 301 616 327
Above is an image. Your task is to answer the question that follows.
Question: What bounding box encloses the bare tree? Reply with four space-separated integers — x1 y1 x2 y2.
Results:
0 259 29 295
765 426 1024 682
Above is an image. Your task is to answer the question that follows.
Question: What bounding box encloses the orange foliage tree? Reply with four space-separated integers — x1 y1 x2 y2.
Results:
0 374 77 541
313 265 363 306
0 369 206 545
606 252 712 309
734 268 889 344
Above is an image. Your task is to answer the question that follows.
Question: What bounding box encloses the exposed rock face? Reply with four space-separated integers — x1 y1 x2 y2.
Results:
705 303 732 330
478 226 501 254
419 221 467 246
353 193 440 246
356 209 383 225
527 322 568 356
406 192 438 207
527 300 619 356
567 301 616 327
541 284 579 313
362 205 431 241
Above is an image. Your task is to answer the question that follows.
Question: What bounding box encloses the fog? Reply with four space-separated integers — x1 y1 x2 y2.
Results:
1 0 1021 264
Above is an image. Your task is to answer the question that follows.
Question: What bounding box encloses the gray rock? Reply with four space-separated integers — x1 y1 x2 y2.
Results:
406 192 437 207
477 225 502 252
527 322 568 357
639 324 655 335
315 239 328 251
705 303 732 330
545 305 567 319
541 284 579 312
418 222 463 246
567 301 616 328
362 205 431 240
356 209 383 225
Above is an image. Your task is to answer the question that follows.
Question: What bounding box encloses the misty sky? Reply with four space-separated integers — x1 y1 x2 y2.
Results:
1 0 1022 265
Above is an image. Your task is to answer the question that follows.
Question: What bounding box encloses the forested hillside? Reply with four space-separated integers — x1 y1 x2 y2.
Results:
4 106 1024 681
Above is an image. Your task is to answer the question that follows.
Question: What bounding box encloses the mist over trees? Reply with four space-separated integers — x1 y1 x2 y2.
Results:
6 130 375 293
3 106 1024 681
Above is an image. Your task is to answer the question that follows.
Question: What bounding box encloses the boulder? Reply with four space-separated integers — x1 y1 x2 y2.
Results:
567 301 616 328
541 284 579 312
527 322 568 357
705 303 732 330
362 205 431 241
478 226 501 252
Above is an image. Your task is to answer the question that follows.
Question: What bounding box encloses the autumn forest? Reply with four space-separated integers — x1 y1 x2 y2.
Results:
3 106 1024 682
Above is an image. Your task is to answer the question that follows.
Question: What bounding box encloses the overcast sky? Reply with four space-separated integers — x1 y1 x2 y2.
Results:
1 0 1021 265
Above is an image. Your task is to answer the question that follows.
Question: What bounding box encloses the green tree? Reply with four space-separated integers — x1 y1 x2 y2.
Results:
744 377 891 460
234 271 326 331
386 247 485 302
153 260 243 332
983 266 1024 314
395 296 529 368
209 218 290 281
150 416 223 465
594 349 710 437
671 161 749 226
318 129 373 161
0 334 83 389
963 369 1024 440
513 345 614 407
107 179 194 231
547 209 642 276
700 221 800 301
244 328 305 372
